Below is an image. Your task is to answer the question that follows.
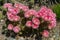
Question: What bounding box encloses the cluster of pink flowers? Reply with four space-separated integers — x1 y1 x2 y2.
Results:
24 9 41 29
26 17 40 29
25 6 56 37
38 6 56 29
8 24 20 33
4 3 20 21
38 6 56 37
7 12 20 21
3 3 29 33
3 3 29 21
25 6 56 30
3 3 56 37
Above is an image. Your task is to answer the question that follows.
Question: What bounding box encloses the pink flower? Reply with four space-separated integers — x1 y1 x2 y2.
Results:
38 10 48 19
8 7 20 15
43 16 51 21
3 3 12 8
28 9 37 15
7 12 15 21
34 13 40 18
14 3 24 9
13 16 20 21
22 6 29 12
7 12 20 21
26 21 32 27
24 12 31 18
24 9 37 18
48 20 56 29
38 6 47 15
32 24 39 29
42 30 49 37
32 17 40 25
38 6 49 19
7 24 13 30
50 13 56 18
13 26 20 33
14 3 29 12
39 6 47 12
14 3 22 8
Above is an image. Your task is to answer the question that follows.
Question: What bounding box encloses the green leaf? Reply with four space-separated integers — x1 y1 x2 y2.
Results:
0 11 4 19
30 0 34 3
51 4 60 19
